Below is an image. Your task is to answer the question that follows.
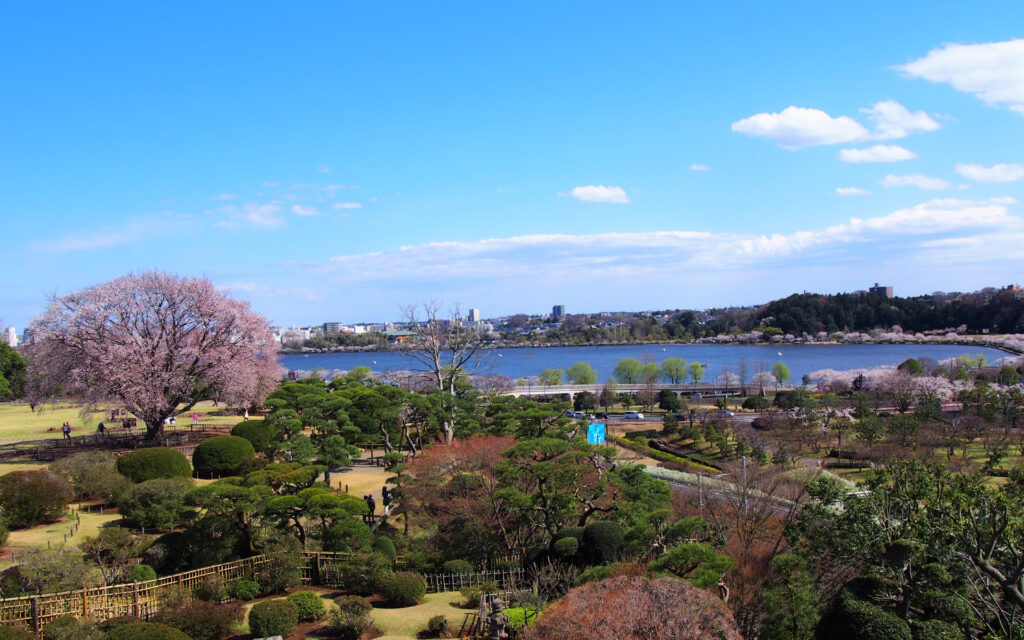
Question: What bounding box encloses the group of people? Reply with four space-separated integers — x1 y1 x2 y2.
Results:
362 485 395 520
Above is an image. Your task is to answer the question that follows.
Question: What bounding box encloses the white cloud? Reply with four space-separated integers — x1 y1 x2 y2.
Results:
332 202 363 210
897 39 1024 114
860 100 940 139
956 162 1024 183
262 181 279 187
731 106 868 149
836 187 872 197
316 165 330 174
303 197 1019 282
291 204 320 216
689 164 711 171
213 193 237 201
881 174 953 190
568 185 631 204
216 202 285 228
839 145 917 163
28 213 190 252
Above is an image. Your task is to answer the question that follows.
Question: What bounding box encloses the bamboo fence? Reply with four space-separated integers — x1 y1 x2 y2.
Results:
422 569 525 594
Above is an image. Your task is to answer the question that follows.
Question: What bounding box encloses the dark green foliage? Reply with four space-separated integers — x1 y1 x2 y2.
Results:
742 396 771 410
761 554 819 640
459 582 497 609
910 619 960 640
0 470 73 527
897 358 924 375
225 578 259 601
191 436 256 477
43 616 102 640
248 600 299 638
116 448 191 483
323 552 392 596
151 600 243 640
441 559 474 574
331 596 373 640
658 389 682 412
574 564 613 585
50 452 129 504
551 536 579 560
648 542 735 589
229 420 277 454
380 572 427 607
117 478 192 530
287 591 326 622
0 343 27 401
97 617 142 632
426 614 449 637
0 628 43 640
252 536 304 594
126 564 156 582
321 517 373 553
0 522 10 547
372 536 397 565
103 622 191 640
193 577 226 603
505 608 539 630
818 593 912 640
580 521 625 565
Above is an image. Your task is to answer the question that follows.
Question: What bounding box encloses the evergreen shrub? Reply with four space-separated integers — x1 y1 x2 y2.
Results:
115 449 191 483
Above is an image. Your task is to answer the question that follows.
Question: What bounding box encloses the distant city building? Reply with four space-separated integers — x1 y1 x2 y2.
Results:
4 327 16 348
552 304 565 317
468 308 481 322
868 283 894 299
323 322 343 334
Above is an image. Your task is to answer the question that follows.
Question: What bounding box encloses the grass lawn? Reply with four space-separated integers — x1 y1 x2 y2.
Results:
6 504 122 553
0 401 249 444
370 591 466 640
330 457 392 514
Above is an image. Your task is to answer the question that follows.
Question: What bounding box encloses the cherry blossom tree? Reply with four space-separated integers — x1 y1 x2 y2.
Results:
24 272 282 441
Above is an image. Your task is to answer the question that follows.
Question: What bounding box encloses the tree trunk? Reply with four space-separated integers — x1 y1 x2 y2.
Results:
380 426 393 454
145 420 164 443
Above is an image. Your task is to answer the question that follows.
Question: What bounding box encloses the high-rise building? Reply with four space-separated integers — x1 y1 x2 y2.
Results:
868 283 894 299
4 327 16 348
323 322 343 334
468 308 481 322
552 305 566 317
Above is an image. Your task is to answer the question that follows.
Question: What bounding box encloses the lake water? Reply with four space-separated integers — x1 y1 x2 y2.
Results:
279 343 1011 383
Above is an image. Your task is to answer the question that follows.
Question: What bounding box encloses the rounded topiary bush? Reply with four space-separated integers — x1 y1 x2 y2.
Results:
373 536 397 565
116 448 191 483
331 596 373 640
286 591 326 622
0 470 73 528
43 615 101 640
104 621 191 640
0 627 40 640
426 614 449 638
230 420 277 455
192 436 256 477
126 563 157 583
381 572 427 607
825 593 912 640
581 521 625 565
225 578 260 601
442 559 474 574
551 536 579 560
911 619 960 640
248 600 299 638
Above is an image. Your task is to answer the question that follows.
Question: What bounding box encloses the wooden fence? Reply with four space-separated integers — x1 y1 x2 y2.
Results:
0 551 354 633
423 569 526 594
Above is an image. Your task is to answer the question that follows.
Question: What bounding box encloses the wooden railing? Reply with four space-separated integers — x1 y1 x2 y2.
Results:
0 551 354 633
423 569 525 594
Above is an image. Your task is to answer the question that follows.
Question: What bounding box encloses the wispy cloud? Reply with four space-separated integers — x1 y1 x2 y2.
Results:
216 202 286 228
835 187 872 197
689 164 711 171
301 197 1019 284
213 193 238 201
316 165 330 174
567 185 631 204
291 204 320 217
839 145 917 163
860 100 940 139
897 39 1024 114
881 174 953 190
333 202 363 210
28 213 190 252
956 162 1024 183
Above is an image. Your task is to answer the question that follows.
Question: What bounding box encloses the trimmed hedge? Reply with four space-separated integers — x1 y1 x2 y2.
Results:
286 591 326 622
191 436 256 477
248 600 299 638
551 536 579 560
581 521 625 565
126 564 157 582
151 601 243 640
381 572 427 607
331 596 373 640
0 628 38 640
116 448 191 483
103 622 191 640
0 470 74 528
442 559 474 574
373 537 397 565
42 615 101 640
225 578 259 601
615 437 720 474
230 420 277 454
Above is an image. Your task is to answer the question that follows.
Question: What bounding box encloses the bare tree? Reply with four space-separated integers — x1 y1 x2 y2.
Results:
401 302 486 443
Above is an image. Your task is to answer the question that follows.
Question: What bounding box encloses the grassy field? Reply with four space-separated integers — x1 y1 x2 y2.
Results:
5 504 122 556
0 401 250 444
329 458 391 515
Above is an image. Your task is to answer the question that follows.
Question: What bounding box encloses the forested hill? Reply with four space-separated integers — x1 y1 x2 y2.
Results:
757 288 1024 335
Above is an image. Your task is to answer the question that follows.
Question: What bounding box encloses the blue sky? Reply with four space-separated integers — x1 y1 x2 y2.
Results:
3 2 1024 329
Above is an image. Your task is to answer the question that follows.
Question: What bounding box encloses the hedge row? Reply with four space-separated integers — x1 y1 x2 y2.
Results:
615 437 719 474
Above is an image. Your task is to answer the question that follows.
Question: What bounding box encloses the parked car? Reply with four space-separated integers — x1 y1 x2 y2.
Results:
715 410 735 418
623 411 644 420
595 412 609 420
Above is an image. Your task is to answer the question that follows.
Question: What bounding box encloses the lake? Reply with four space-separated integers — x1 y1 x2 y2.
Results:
279 343 1011 383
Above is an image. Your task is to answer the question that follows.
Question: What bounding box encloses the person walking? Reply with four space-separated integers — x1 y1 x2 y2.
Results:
367 494 376 515
97 422 105 435
62 422 71 440
382 486 391 508
191 412 199 428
